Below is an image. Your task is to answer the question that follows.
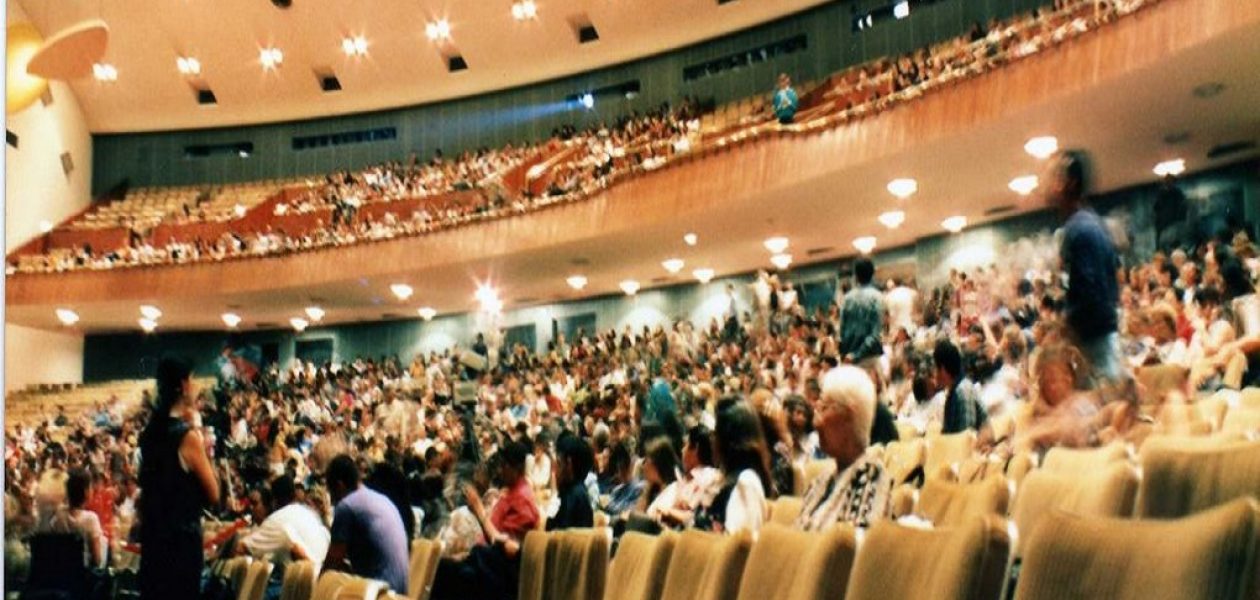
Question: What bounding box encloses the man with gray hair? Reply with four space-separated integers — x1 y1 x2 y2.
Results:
793 366 891 531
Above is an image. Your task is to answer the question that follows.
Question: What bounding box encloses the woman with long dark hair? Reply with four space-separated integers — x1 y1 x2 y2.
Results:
695 397 772 534
138 358 220 599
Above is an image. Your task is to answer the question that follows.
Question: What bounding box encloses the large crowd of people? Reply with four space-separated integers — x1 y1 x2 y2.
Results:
7 148 1260 598
6 0 1161 276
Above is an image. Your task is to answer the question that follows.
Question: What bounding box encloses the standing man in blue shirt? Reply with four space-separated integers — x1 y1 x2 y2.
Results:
841 258 887 384
773 73 799 125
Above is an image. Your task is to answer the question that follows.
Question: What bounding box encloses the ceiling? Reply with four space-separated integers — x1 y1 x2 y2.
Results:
16 0 832 133
6 1 1260 333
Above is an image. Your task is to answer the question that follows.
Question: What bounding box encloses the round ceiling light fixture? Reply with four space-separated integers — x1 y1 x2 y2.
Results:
878 210 905 229
941 216 967 233
1023 136 1058 159
886 178 918 199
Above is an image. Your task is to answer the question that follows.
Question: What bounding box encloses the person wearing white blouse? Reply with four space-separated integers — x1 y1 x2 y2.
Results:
694 398 773 534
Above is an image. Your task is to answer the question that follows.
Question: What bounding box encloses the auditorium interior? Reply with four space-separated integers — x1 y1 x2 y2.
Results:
4 0 1260 598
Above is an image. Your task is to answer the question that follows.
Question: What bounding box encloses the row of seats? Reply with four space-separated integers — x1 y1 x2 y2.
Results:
4 376 217 428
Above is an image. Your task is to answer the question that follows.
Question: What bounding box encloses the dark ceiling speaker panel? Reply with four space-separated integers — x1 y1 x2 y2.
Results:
1207 140 1256 159
60 152 74 176
650 276 672 284
319 74 342 93
806 246 834 256
568 14 599 44
447 55 468 72
271 0 292 8
984 204 1017 217
6 130 18 149
195 87 217 105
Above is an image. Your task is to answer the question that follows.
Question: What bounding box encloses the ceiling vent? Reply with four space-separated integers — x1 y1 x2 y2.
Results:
447 55 468 72
650 276 672 284
315 69 342 92
195 87 217 105
806 246 834 256
1207 140 1256 160
569 15 599 44
984 204 1017 217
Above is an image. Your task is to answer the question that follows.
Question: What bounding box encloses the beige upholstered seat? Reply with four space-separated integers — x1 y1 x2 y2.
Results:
1010 463 1138 558
883 438 927 484
313 572 354 600
279 560 317 600
1136 437 1260 518
333 576 389 600
1015 498 1260 600
544 529 610 600
518 531 551 600
1222 407 1260 437
915 475 1010 527
1135 364 1188 408
660 530 752 600
407 538 442 600
1040 442 1128 475
845 515 1010 600
238 560 274 600
734 524 857 600
223 557 253 595
801 459 836 489
768 496 804 527
603 531 676 600
925 432 977 481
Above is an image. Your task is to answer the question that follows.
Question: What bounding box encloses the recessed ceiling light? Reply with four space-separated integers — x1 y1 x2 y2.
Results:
887 178 917 199
511 0 538 20
475 284 502 313
693 268 715 284
620 280 641 295
566 275 588 290
942 216 967 233
662 258 685 274
853 236 877 255
304 306 325 322
1008 175 1039 196
878 210 905 229
139 305 163 320
259 47 283 70
417 307 437 321
1154 158 1186 177
683 233 698 246
221 313 242 328
55 308 79 326
290 317 309 332
763 236 789 254
342 36 369 56
893 1 910 19
770 254 793 270
92 62 117 82
1023 136 1058 159
390 283 414 300
138 318 158 333
176 56 201 76
38 220 53 233
425 19 452 41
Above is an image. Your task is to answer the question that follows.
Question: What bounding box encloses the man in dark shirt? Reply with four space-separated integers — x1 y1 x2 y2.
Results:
934 339 988 435
841 258 886 371
1050 149 1122 384
548 433 594 531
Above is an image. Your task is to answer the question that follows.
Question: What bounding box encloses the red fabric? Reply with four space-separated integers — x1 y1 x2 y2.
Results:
490 478 540 541
86 486 116 541
1176 313 1194 343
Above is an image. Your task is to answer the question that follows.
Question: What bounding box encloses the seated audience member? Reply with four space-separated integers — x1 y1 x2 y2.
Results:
601 441 645 517
934 339 990 435
239 475 330 570
640 438 682 523
783 395 819 461
35 469 104 569
695 398 772 535
794 367 891 531
1015 342 1104 454
548 433 594 531
656 426 721 528
324 455 409 593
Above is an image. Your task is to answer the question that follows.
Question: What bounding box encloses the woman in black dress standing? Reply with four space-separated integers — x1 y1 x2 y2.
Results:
138 358 220 598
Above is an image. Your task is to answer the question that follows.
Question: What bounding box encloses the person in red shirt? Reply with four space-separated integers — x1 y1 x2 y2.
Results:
85 470 117 542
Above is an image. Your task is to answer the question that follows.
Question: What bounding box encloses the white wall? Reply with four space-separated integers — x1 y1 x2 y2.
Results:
4 1 94 253
5 324 85 392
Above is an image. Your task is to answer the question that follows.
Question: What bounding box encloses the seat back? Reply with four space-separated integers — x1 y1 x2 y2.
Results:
1136 438 1260 518
518 531 551 600
333 576 389 600
884 438 927 484
1015 498 1260 600
238 560 275 600
1010 463 1138 558
916 476 1010 527
1136 364 1188 408
693 530 752 600
224 557 254 595
845 515 1010 600
279 560 317 600
603 531 676 600
545 529 610 600
26 531 88 593
1040 442 1128 475
660 530 751 600
407 538 442 600
1222 407 1260 437
313 571 354 600
735 524 858 600
768 496 803 527
925 432 977 481
801 459 836 490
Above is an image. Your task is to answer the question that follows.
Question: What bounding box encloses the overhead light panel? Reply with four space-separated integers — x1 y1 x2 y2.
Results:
425 19 452 41
619 280 641 295
511 0 538 20
342 36 369 56
259 47 283 70
221 313 242 328
566 275 588 290
942 216 967 233
138 318 158 333
1024 136 1058 159
55 308 79 326
763 236 789 254
878 210 906 229
38 220 54 233
662 258 685 274
417 307 437 321
853 236 877 255
770 254 793 270
304 306 325 322
390 283 414 300
290 317 309 332
176 56 201 76
887 178 918 199
475 283 502 314
693 268 715 284
139 305 163 320
1154 158 1186 177
683 233 698 246
1008 175 1039 196
92 62 117 82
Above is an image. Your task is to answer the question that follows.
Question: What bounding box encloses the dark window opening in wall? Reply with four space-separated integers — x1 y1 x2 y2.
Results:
683 34 808 82
184 142 255 159
6 130 17 149
292 127 397 151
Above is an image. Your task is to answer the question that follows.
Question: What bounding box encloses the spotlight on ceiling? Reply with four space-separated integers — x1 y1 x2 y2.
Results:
662 258 685 274
887 178 918 199
55 308 80 326
290 317 309 332
1024 136 1058 159
853 236 877 255
304 306 325 322
770 254 793 270
511 0 538 21
620 280 641 295
693 268 715 284
942 216 967 233
1008 175 1039 196
139 305 163 320
893 1 910 19
390 283 414 301
176 56 201 76
138 318 158 333
342 36 369 56
417 307 438 321
763 236 789 254
683 232 698 246
1154 158 1186 177
92 62 117 82
259 47 283 70
878 210 905 229
221 313 242 328
475 283 502 314
566 275 588 290
578 93 595 109
425 19 452 42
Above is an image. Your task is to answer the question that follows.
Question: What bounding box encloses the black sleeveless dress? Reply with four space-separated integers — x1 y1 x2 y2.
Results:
138 419 207 599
